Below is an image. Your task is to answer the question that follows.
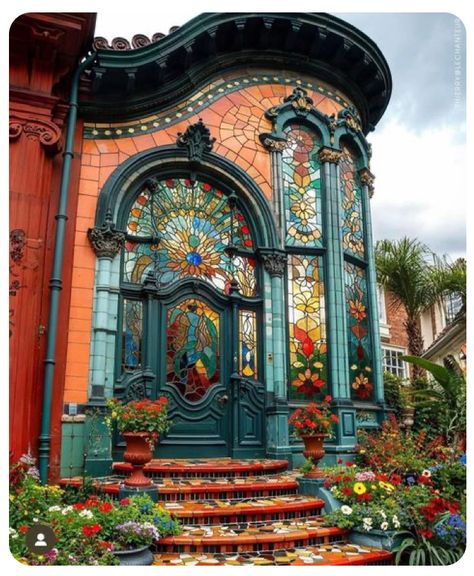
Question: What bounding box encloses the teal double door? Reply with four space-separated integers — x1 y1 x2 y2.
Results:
148 285 265 458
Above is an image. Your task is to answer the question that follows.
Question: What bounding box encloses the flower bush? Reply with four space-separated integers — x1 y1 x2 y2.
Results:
106 397 171 447
288 396 338 437
9 456 182 566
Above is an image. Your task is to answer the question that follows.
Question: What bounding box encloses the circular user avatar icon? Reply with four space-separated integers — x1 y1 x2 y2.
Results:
25 524 57 554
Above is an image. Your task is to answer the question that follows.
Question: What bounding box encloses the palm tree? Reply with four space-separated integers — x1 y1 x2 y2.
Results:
375 238 439 379
431 256 466 317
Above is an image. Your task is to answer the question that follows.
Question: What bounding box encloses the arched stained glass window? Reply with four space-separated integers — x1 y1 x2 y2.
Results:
340 143 364 258
123 178 257 297
282 124 323 247
345 261 374 401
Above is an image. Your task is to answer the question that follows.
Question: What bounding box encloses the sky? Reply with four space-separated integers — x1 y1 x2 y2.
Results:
94 11 465 261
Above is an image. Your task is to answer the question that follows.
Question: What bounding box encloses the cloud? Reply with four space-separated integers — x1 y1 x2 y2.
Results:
369 119 466 260
337 13 466 132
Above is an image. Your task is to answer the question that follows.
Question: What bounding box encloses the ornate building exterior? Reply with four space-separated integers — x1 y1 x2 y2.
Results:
10 12 392 480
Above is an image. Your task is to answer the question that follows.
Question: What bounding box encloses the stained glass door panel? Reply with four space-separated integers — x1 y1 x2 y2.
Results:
158 297 231 457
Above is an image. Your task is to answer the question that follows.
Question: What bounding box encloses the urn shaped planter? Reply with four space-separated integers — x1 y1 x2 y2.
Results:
300 433 328 478
113 545 154 565
122 432 154 487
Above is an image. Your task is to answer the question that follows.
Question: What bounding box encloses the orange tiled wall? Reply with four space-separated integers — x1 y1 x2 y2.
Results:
63 79 347 404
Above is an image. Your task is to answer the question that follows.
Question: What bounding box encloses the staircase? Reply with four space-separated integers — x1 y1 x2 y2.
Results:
111 458 393 566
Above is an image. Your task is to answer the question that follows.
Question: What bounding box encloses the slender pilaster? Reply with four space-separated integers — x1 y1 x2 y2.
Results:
260 250 292 463
260 136 286 247
359 168 385 410
319 147 356 455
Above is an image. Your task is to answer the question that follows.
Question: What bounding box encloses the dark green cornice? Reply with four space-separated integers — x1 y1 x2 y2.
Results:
81 13 391 133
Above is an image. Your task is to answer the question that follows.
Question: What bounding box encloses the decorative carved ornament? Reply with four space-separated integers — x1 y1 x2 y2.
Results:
260 136 287 153
318 147 342 164
177 118 216 162
284 86 314 114
358 168 375 197
261 252 288 277
338 106 363 133
87 212 126 258
9 115 62 153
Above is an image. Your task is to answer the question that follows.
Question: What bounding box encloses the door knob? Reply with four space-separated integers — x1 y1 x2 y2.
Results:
216 394 229 407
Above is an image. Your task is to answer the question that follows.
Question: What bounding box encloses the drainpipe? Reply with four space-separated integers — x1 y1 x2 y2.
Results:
38 51 97 484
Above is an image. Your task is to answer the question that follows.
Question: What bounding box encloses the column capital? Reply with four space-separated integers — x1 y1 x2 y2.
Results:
358 167 375 197
87 211 125 259
258 133 287 152
318 146 342 164
258 249 288 277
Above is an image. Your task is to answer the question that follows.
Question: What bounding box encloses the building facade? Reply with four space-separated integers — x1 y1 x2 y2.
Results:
9 13 392 480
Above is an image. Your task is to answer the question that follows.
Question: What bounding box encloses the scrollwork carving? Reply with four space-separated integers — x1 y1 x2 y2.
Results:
9 115 62 153
87 211 126 259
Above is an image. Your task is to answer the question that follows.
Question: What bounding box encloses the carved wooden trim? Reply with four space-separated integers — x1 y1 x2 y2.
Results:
9 115 62 153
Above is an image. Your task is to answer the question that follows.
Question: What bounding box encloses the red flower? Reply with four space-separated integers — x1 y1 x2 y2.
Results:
330 414 339 424
345 461 354 467
419 528 433 539
98 540 113 550
119 498 130 506
302 337 314 357
417 475 432 485
82 524 102 537
99 502 113 513
73 502 86 510
342 487 353 497
337 458 343 464
324 395 332 403
376 474 389 482
357 492 372 502
19 525 29 533
391 474 402 485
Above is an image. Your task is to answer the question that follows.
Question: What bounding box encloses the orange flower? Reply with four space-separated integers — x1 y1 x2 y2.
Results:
349 299 366 321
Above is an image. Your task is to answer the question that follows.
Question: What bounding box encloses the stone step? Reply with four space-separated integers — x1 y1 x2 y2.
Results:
156 525 347 554
161 495 325 525
61 473 299 501
112 458 289 478
152 546 393 566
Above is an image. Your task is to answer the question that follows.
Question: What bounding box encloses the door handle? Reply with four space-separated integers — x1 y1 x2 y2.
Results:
216 393 229 407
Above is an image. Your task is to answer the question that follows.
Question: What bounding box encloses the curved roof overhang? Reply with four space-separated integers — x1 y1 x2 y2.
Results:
80 12 391 134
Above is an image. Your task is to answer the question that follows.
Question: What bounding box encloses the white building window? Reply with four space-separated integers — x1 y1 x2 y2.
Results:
382 346 407 379
377 285 390 338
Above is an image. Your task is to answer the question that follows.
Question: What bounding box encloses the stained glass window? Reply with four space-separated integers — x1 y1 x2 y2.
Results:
166 298 220 403
239 310 258 379
287 255 327 400
122 299 142 370
340 144 364 258
123 178 257 296
345 261 373 400
282 124 323 247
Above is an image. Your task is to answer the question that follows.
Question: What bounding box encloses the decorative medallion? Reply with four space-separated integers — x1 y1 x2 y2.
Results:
177 118 216 163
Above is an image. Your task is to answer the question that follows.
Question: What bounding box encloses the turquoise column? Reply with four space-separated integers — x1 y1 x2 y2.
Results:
319 147 357 460
261 251 292 463
359 168 385 412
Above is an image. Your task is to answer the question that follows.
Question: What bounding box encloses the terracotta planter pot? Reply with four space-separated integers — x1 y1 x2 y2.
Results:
122 432 154 487
300 433 328 478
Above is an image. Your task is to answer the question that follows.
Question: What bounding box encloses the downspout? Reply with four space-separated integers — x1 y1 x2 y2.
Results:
38 51 97 483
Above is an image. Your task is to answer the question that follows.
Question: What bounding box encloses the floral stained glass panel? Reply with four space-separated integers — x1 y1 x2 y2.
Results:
122 299 142 370
345 261 373 400
166 298 220 403
239 310 258 379
340 144 364 258
287 255 327 400
123 178 257 296
282 124 323 247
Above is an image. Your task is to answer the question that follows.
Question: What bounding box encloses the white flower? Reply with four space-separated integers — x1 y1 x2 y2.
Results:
48 505 61 512
422 469 431 478
330 486 337 494
363 524 373 532
363 518 373 525
33 517 39 523
61 506 73 515
379 510 387 519
380 522 389 531
341 505 353 515
393 520 401 529
79 509 93 519
9 528 17 536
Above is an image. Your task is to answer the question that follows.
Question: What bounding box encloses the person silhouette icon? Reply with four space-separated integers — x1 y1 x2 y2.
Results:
34 533 47 547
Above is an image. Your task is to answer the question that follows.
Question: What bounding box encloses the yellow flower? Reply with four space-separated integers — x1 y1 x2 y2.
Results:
378 481 395 493
353 482 367 495
112 411 118 418
371 485 377 490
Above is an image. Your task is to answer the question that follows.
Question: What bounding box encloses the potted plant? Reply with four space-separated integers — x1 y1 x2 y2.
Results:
111 521 159 565
289 395 338 477
106 397 171 487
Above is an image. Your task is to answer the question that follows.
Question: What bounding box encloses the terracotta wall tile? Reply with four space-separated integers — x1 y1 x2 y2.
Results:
80 166 100 182
69 305 93 321
96 140 118 154
77 194 98 219
82 140 100 154
71 267 94 289
99 165 117 187
67 330 91 345
65 361 89 378
65 342 91 364
78 179 99 198
81 153 91 166
63 388 88 404
100 153 119 167
115 138 139 155
132 133 157 151
68 317 92 333
70 287 94 309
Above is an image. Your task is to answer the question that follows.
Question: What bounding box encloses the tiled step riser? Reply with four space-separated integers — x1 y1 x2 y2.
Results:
158 486 299 501
176 506 324 526
156 534 346 554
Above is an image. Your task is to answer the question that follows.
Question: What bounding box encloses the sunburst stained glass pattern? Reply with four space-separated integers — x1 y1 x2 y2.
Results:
282 124 323 247
122 299 142 370
287 255 327 400
123 178 257 296
340 144 364 258
239 310 258 379
166 298 220 403
344 261 373 401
